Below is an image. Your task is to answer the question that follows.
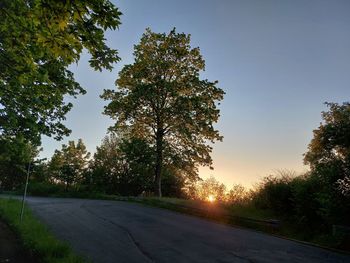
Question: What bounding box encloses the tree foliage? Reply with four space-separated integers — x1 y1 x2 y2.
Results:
226 184 249 204
304 102 350 170
48 139 90 190
252 171 296 215
90 134 155 195
89 133 123 193
302 102 350 226
102 28 224 196
0 0 122 141
192 176 226 202
304 102 350 192
0 136 38 189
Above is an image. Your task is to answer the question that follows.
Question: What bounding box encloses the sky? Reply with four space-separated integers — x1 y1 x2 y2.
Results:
40 0 350 188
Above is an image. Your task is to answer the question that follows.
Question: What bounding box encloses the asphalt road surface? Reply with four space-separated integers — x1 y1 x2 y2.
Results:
23 196 349 263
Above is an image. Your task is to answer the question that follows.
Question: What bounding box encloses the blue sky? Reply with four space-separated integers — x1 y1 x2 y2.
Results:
41 0 350 187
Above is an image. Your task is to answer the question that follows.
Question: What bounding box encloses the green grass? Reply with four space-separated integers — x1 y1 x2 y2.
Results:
0 198 87 263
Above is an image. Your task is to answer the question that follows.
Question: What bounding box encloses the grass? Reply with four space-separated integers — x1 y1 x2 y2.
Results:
0 198 87 263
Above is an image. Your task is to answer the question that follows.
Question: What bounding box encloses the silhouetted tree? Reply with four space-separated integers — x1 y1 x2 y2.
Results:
102 28 224 197
194 176 226 202
304 102 350 179
303 102 350 226
226 184 249 204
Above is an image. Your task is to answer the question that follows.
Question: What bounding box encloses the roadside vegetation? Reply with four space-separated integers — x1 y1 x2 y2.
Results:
0 198 86 262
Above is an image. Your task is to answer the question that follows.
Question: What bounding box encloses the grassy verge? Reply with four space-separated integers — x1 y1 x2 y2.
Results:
0 198 87 263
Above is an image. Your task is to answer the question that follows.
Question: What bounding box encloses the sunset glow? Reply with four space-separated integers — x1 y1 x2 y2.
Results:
207 195 215 203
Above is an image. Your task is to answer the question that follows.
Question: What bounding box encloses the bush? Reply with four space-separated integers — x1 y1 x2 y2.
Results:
288 174 323 230
226 184 250 205
26 182 64 196
252 171 295 215
252 168 350 241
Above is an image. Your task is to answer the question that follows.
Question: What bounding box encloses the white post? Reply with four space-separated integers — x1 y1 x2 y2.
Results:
20 161 31 222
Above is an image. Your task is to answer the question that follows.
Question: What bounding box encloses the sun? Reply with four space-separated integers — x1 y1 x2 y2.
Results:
207 195 216 203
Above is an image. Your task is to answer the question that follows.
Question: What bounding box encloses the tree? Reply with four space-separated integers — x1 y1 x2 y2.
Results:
304 102 350 181
49 139 90 190
0 136 38 190
89 133 123 193
303 102 350 226
226 184 249 204
252 173 295 214
118 137 155 195
194 176 226 202
90 133 154 195
90 133 195 196
160 167 187 198
102 28 224 197
0 0 122 141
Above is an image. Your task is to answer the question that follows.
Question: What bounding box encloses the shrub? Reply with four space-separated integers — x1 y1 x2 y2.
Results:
226 184 250 205
27 182 64 196
252 171 295 215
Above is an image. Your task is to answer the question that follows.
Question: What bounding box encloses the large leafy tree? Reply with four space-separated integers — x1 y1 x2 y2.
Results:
102 28 224 197
0 0 122 141
303 102 350 225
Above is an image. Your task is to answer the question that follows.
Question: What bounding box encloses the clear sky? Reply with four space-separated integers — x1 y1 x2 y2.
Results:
40 0 350 188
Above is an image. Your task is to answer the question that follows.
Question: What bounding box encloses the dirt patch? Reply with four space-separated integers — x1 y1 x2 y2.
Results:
0 220 36 263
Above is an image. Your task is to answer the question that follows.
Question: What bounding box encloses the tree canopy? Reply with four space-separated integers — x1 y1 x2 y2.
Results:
0 0 122 141
304 102 350 171
193 176 226 202
49 139 90 190
302 102 350 225
90 133 155 195
102 28 224 196
0 136 38 189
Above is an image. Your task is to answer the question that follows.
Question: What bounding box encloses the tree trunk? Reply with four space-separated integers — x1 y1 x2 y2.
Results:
154 129 163 197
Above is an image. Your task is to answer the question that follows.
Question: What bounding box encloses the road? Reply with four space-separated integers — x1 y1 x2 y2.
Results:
23 196 349 263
